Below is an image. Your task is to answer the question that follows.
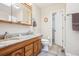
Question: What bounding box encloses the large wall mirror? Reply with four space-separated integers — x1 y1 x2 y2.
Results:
0 3 11 21
0 3 32 26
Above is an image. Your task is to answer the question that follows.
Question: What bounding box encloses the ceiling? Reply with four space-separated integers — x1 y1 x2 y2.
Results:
34 3 66 9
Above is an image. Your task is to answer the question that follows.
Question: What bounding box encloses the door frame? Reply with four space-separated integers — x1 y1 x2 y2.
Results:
52 12 56 44
52 9 66 48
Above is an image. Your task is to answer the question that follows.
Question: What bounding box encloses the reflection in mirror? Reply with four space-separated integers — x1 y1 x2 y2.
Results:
12 3 32 25
11 3 22 22
0 3 32 26
0 3 11 21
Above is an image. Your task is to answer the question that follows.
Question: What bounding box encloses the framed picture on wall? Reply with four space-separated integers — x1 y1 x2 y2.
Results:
44 17 48 22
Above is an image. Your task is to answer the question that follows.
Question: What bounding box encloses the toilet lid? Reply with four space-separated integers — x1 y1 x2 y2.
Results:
41 39 49 42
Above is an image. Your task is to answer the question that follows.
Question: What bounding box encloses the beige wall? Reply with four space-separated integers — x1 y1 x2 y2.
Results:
0 22 32 34
40 3 66 46
32 4 41 34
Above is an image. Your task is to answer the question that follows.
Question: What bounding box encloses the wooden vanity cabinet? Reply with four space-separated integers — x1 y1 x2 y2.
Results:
24 38 41 56
0 36 41 56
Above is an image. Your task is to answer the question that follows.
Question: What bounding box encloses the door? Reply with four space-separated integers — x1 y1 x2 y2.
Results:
54 11 63 46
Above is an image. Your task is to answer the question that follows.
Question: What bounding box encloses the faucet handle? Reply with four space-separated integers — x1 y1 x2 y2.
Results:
5 32 8 34
3 32 8 39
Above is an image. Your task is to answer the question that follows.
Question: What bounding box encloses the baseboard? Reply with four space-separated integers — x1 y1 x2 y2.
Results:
65 52 72 56
54 43 63 48
65 52 76 56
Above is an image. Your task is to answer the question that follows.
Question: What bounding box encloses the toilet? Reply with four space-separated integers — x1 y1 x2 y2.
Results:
41 38 49 51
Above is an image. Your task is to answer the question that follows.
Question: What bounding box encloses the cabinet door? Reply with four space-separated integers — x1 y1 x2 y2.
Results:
25 49 33 56
34 39 41 56
34 41 38 56
10 48 24 56
25 43 33 56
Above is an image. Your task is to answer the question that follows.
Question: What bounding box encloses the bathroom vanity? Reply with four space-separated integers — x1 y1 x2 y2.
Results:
0 35 42 56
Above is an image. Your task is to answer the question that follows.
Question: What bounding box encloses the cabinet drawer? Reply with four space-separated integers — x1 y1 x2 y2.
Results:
25 49 33 56
10 48 24 56
25 43 33 51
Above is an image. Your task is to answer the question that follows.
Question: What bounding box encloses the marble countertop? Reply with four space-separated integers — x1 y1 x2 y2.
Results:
0 33 41 48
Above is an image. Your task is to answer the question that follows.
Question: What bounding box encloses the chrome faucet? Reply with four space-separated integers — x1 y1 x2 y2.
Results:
3 32 8 39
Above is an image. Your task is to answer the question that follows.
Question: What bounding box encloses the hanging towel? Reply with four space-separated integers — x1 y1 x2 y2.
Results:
72 13 79 31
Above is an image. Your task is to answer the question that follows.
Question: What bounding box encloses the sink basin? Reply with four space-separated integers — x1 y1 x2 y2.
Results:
0 40 18 45
0 37 19 42
0 33 41 48
0 34 37 42
8 37 20 40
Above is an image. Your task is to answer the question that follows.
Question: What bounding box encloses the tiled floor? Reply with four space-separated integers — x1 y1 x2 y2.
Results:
49 44 66 56
38 51 56 56
38 44 66 56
